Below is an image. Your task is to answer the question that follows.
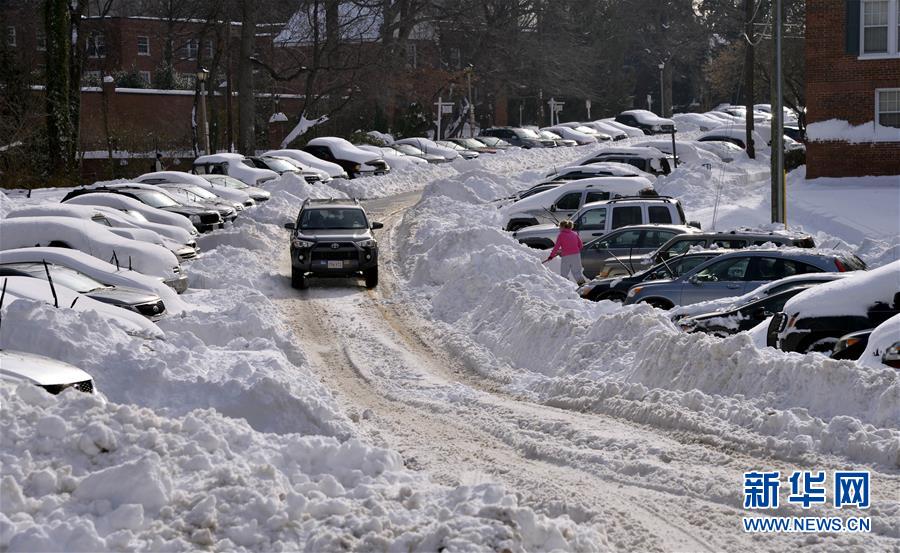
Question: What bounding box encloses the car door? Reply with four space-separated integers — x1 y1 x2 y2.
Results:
550 191 582 220
586 228 643 277
574 207 609 242
744 257 824 294
681 255 753 305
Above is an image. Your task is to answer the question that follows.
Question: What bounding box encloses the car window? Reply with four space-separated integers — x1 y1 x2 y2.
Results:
694 257 751 282
647 206 672 224
641 230 677 248
671 255 715 276
577 208 607 231
210 163 227 175
585 191 610 204
555 192 582 210
91 215 112 227
611 206 642 229
666 238 707 255
603 229 642 249
299 208 368 230
751 257 823 280
712 239 749 249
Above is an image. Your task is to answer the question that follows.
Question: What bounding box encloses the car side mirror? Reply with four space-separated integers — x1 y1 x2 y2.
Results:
284 222 295 230
371 222 384 230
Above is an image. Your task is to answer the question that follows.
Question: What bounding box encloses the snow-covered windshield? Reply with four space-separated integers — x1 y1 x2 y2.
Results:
203 175 248 189
261 157 300 173
393 144 425 156
455 138 486 149
172 185 217 201
8 263 106 293
299 208 368 230
124 209 149 222
132 190 180 208
540 131 562 140
518 128 541 139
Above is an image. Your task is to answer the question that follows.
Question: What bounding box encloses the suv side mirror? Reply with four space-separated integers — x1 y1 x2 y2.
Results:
284 222 295 230
371 222 384 230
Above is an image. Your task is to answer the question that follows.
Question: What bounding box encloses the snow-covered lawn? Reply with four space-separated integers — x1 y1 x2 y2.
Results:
1 141 898 551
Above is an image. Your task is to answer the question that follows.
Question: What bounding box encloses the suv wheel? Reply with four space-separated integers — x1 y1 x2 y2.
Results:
642 298 673 310
598 290 627 303
291 268 309 290
364 267 378 289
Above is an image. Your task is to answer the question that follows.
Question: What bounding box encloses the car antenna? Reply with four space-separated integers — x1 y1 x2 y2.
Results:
42 260 59 308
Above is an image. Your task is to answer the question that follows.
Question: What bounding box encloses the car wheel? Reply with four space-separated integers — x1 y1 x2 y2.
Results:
598 291 627 303
47 241 70 248
364 267 378 289
642 298 673 310
291 268 309 290
507 222 528 232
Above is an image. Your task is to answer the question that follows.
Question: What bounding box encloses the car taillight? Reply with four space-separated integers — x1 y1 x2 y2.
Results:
786 313 799 330
834 258 847 272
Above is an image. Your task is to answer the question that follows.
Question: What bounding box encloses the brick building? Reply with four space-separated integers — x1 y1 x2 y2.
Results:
805 0 900 178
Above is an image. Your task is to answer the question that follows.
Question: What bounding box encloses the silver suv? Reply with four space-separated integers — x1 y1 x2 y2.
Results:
284 199 383 289
513 196 690 249
623 249 862 309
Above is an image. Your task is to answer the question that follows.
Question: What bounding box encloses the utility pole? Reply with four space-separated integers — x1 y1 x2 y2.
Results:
771 0 786 223
658 63 665 117
744 0 756 159
466 65 476 137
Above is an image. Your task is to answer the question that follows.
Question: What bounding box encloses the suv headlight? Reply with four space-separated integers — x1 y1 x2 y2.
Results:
359 239 377 248
882 342 900 368
292 238 315 249
627 286 643 298
189 215 201 223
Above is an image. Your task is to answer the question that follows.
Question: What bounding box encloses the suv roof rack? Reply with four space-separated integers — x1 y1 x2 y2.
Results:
603 195 676 203
301 197 361 207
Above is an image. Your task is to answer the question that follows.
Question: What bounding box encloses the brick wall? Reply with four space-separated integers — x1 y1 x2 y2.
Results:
805 0 900 178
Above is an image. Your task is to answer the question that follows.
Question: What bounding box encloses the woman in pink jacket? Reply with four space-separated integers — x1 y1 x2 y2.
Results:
546 220 585 284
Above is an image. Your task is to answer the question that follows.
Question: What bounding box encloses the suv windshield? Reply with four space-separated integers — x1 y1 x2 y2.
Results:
300 208 368 230
132 190 180 208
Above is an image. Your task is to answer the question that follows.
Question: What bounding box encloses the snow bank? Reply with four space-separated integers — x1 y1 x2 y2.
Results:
393 169 900 468
0 384 602 552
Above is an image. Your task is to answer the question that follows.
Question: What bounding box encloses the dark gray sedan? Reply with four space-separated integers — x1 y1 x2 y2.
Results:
581 224 697 279
0 262 166 320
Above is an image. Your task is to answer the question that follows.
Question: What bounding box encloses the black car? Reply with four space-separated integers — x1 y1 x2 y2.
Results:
678 285 818 337
830 329 873 360
769 292 900 354
578 252 721 302
284 198 383 289
480 127 556 149
62 186 223 233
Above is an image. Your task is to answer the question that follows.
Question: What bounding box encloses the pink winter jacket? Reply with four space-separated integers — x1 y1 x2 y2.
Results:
548 228 583 259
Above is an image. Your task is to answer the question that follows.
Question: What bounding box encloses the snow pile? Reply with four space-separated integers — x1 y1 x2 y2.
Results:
0 385 603 552
393 170 900 468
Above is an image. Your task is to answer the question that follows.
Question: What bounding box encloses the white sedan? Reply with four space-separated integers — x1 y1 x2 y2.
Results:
135 171 254 208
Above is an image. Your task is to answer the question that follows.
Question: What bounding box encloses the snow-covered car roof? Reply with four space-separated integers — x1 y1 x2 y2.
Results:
6 204 169 249
307 137 382 163
0 247 184 313
545 162 649 179
0 350 94 388
393 138 461 161
542 126 597 144
0 276 162 338
632 140 719 165
782 261 899 319
136 171 211 187
62 192 195 234
576 146 670 165
356 144 428 169
670 272 852 320
263 149 346 178
503 176 655 216
620 109 675 126
858 313 900 369
193 153 248 164
0 216 180 280
143 172 252 205
192 155 278 186
671 113 725 132
598 118 646 137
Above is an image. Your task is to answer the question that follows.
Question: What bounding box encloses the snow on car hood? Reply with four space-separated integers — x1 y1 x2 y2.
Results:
0 350 93 386
263 149 346 178
307 137 381 163
859 313 900 369
63 193 195 234
512 223 558 239
782 261 900 319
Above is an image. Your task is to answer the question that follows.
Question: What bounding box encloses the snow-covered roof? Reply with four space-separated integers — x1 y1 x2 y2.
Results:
620 110 675 126
63 193 195 234
263 149 346 178
274 2 382 46
307 137 381 163
782 261 900 319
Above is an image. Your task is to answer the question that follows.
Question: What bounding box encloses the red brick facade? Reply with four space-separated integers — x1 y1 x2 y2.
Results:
806 1 900 178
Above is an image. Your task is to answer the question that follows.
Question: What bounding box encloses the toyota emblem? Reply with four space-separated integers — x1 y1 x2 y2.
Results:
152 305 160 313
330 243 339 249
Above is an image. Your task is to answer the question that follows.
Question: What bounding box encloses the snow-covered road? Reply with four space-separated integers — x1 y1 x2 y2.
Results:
273 190 898 552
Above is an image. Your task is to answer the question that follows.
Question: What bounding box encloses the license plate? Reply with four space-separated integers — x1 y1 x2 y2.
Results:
327 260 343 269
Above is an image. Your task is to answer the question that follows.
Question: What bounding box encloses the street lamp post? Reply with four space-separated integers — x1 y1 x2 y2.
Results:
196 68 211 155
466 65 476 137
658 63 665 117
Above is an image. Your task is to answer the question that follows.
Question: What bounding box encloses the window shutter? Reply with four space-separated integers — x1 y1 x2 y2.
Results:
846 0 861 55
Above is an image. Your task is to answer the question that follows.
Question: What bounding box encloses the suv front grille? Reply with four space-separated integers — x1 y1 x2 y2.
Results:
311 243 358 261
200 213 221 224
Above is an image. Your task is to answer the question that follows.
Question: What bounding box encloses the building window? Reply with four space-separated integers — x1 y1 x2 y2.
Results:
36 30 46 51
139 70 152 85
405 42 417 68
86 32 106 58
7 26 15 47
181 39 199 60
83 70 102 83
137 36 150 56
450 47 461 69
876 89 900 128
205 39 214 59
861 0 899 55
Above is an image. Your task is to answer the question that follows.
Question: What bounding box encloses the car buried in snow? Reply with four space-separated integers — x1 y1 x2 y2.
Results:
0 350 95 395
303 137 391 178
191 153 279 186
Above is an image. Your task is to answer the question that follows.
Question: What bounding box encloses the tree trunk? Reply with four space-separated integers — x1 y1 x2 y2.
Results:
44 0 74 180
237 0 256 154
744 0 756 159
